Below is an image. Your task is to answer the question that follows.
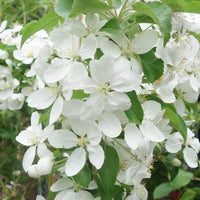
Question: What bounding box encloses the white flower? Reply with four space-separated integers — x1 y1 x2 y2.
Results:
16 111 53 171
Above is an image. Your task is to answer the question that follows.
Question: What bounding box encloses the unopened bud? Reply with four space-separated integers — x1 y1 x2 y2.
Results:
171 158 182 167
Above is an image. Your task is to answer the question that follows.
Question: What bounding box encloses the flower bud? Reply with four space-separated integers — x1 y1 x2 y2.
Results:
28 165 40 178
35 156 53 175
171 158 182 167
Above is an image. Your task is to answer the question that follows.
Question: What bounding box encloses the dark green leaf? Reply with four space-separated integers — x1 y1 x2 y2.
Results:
153 182 173 199
113 185 124 200
170 169 193 190
73 164 91 187
98 144 119 196
125 91 143 125
100 18 123 35
132 2 172 46
69 0 112 18
139 48 164 83
163 107 187 141
20 11 64 47
55 0 74 18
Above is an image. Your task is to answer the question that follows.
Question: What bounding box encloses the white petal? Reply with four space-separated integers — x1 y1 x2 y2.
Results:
124 123 143 150
31 111 40 127
62 99 84 119
76 190 94 200
90 55 113 84
183 146 198 168
40 125 54 143
140 122 165 142
36 195 45 200
132 29 158 54
28 165 40 178
35 156 53 175
86 13 99 28
106 91 131 111
55 190 77 200
23 146 36 172
49 96 63 124
69 119 88 137
16 129 34 146
44 59 69 83
48 129 77 149
87 123 102 145
37 143 53 158
98 112 122 138
87 145 104 169
27 88 57 109
165 132 183 153
65 147 86 176
79 34 97 60
50 178 73 192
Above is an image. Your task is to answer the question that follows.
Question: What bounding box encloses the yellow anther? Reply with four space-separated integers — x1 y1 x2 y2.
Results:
77 137 88 147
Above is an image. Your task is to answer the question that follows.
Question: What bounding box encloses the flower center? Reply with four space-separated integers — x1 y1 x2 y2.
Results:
77 137 88 147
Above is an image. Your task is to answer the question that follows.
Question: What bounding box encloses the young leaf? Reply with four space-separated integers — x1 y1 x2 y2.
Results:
139 48 164 83
73 164 91 187
20 11 64 47
55 0 74 18
170 169 193 190
100 18 123 35
132 2 172 46
98 144 119 197
125 91 143 125
69 0 112 18
153 182 173 199
163 107 187 141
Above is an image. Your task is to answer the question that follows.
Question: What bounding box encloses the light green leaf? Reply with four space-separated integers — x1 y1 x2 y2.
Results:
132 2 172 46
153 182 173 199
163 107 187 141
55 0 74 18
171 169 193 190
69 0 112 18
73 164 91 187
71 90 89 99
100 18 123 35
161 0 200 13
181 189 196 200
20 11 64 47
139 48 164 83
125 91 143 125
98 144 119 196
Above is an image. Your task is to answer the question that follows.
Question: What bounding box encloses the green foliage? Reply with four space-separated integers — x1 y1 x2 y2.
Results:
55 0 74 18
170 169 193 190
73 164 91 187
181 189 196 200
69 0 112 17
163 107 187 141
20 11 64 47
100 18 123 35
96 144 119 200
139 48 164 83
125 91 144 125
161 0 200 13
132 1 172 46
153 182 173 199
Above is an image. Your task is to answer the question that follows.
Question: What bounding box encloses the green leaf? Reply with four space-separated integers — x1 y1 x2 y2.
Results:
161 0 200 13
73 164 91 187
163 107 187 141
125 91 143 125
71 90 89 99
69 0 112 18
153 182 173 199
170 169 193 190
181 189 196 200
113 185 124 200
125 24 140 40
55 0 74 18
98 144 119 196
20 11 64 47
132 2 172 46
100 18 123 35
139 48 164 83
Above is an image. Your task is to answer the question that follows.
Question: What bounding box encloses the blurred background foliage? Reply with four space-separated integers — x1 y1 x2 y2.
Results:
0 0 55 199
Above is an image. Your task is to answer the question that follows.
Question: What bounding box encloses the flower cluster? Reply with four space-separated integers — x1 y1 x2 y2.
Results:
1 0 200 199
